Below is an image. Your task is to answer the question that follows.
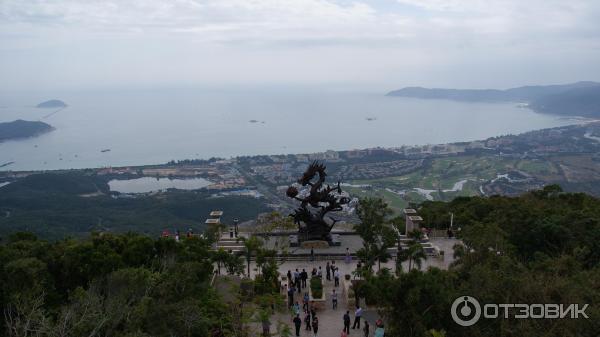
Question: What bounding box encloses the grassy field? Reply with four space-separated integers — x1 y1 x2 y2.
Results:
346 154 569 210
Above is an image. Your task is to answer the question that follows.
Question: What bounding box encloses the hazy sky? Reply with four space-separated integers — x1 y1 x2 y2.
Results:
1 0 600 93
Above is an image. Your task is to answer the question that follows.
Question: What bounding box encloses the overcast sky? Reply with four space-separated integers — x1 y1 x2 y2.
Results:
1 0 600 93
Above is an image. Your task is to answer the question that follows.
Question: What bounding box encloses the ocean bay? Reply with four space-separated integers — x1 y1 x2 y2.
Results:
0 87 578 171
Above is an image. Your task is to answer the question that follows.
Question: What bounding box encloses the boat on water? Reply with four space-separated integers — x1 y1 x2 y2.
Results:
101 149 111 153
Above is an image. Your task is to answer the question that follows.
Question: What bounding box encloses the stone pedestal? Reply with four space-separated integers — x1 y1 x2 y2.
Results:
301 240 330 249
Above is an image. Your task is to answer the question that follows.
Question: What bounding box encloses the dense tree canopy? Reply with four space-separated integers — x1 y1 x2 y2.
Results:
362 186 600 337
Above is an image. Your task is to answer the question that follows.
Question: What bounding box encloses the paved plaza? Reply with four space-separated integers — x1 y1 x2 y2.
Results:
246 238 460 337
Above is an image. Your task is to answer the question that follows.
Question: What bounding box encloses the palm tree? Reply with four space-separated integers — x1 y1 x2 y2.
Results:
396 246 409 274
407 241 426 271
239 235 263 277
211 248 230 275
374 243 392 271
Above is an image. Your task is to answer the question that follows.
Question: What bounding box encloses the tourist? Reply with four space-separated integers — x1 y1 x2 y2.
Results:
311 316 319 337
293 301 301 316
310 248 315 261
311 268 317 277
294 269 300 288
356 261 362 279
334 268 340 287
175 230 180 242
305 312 312 331
332 289 338 309
363 320 370 337
310 307 316 322
287 285 295 308
261 318 270 337
374 319 384 337
303 293 309 312
343 311 351 334
293 314 302 337
301 269 308 288
287 270 292 285
345 247 351 263
326 261 331 280
352 305 363 329
317 266 322 278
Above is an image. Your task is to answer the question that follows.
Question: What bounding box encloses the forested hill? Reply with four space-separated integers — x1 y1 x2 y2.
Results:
0 120 53 142
386 81 600 117
386 81 599 102
0 186 598 336
529 85 600 117
0 172 269 239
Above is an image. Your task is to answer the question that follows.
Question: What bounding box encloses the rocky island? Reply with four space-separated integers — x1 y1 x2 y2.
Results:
36 99 67 108
0 120 54 142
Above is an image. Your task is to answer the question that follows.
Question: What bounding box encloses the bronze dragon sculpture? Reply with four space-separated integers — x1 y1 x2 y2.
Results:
286 161 350 242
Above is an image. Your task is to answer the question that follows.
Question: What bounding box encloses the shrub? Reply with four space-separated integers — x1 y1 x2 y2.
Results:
310 277 323 299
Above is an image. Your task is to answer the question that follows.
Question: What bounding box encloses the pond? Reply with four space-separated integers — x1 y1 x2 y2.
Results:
108 177 211 193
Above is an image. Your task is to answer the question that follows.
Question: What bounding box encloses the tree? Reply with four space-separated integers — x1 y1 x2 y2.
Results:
238 236 263 277
211 248 231 275
355 198 395 271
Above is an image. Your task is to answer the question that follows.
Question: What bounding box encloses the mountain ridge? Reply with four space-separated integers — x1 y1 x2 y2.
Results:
386 81 600 117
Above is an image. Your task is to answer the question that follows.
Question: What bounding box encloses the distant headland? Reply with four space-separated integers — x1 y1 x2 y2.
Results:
36 99 67 108
0 120 54 142
387 81 600 118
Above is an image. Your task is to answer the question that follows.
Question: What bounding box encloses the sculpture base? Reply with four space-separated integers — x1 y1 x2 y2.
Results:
300 240 330 249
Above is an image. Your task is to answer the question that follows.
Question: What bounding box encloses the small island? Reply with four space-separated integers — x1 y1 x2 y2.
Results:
36 99 67 108
0 120 54 142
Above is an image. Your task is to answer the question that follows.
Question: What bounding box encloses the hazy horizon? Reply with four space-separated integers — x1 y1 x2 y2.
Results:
2 0 600 94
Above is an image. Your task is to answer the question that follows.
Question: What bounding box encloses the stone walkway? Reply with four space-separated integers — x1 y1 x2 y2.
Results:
249 238 460 337
274 269 378 337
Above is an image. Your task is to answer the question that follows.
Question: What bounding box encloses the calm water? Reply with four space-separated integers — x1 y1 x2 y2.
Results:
108 177 211 193
0 87 579 171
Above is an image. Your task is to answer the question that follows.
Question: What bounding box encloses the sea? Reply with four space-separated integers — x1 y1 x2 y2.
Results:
0 86 581 172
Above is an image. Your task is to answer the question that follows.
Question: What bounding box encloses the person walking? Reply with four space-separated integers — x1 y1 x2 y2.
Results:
301 269 308 288
334 268 340 287
311 316 319 337
287 270 292 285
310 248 315 261
363 320 370 337
305 312 312 331
345 247 351 264
294 269 300 288
343 311 351 334
303 293 309 312
317 266 322 278
332 289 338 309
293 301 301 316
293 314 302 337
374 319 384 337
287 285 295 308
261 318 271 337
352 305 363 329
326 261 331 281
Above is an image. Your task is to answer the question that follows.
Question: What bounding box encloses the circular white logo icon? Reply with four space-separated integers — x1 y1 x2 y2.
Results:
451 296 481 326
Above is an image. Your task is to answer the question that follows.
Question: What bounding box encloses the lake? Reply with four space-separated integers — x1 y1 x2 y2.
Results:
0 87 580 171
108 177 211 194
